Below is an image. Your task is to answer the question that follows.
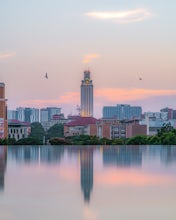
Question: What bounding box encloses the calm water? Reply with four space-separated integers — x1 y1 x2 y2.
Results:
0 145 176 220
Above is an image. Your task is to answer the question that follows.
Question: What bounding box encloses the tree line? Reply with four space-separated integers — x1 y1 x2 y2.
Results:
1 122 176 145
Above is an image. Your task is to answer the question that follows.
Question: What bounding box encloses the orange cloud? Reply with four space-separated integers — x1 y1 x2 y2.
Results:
0 51 16 59
95 169 176 186
95 88 176 102
83 54 100 64
20 88 176 110
21 92 79 108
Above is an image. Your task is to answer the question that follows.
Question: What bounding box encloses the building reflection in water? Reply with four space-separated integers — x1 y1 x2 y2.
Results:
4 145 176 202
8 146 64 164
103 146 142 167
8 146 39 163
80 147 94 203
40 146 64 164
161 146 176 164
0 146 7 191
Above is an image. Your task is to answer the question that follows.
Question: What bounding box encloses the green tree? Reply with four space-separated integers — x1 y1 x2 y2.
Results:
111 139 124 145
157 122 174 137
49 137 71 145
7 138 16 145
47 124 64 140
99 137 112 145
126 135 148 145
0 138 8 145
160 132 176 145
69 135 101 145
15 137 42 145
29 122 45 144
148 135 161 145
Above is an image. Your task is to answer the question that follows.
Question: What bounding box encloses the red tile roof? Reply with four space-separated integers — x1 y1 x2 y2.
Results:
66 117 97 127
8 119 31 126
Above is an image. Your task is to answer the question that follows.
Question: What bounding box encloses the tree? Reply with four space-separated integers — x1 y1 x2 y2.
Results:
29 122 46 144
15 137 42 145
49 137 71 145
157 122 174 137
148 135 161 145
126 135 148 145
111 139 124 145
47 124 64 140
160 132 176 145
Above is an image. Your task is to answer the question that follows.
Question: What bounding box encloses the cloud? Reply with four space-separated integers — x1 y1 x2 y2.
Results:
95 88 176 103
83 54 100 64
0 51 16 59
85 8 153 24
21 92 79 108
21 88 176 109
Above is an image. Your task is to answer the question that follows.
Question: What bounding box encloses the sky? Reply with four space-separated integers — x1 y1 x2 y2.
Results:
0 0 176 118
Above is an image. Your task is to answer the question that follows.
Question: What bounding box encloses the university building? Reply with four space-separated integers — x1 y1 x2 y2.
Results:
0 83 8 139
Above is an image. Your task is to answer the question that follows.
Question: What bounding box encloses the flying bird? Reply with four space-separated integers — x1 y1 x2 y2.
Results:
45 73 48 79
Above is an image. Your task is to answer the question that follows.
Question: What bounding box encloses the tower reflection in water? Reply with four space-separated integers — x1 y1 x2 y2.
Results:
0 146 7 191
80 148 94 203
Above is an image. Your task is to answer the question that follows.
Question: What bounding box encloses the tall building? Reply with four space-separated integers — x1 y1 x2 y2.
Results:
16 107 25 121
0 83 8 138
80 70 93 117
103 104 142 120
160 107 173 120
40 107 61 123
13 107 39 123
7 110 17 120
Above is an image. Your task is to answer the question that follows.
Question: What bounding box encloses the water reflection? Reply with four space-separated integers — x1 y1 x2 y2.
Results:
0 146 7 191
103 146 142 167
80 148 93 203
3 145 176 204
40 146 64 164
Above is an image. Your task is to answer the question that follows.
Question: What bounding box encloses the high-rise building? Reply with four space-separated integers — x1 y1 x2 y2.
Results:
13 107 39 123
16 107 25 121
0 83 8 138
160 107 173 120
80 70 93 117
7 110 17 120
103 104 142 120
40 107 61 123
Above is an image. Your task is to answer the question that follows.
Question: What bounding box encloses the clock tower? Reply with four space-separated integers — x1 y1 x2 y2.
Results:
80 71 93 117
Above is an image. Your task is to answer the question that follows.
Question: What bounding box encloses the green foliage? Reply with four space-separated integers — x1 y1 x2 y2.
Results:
15 137 42 145
111 139 124 145
49 137 71 145
69 135 101 145
157 122 174 137
7 138 16 145
29 122 45 144
0 138 8 145
126 135 148 145
99 137 112 145
160 132 176 145
148 135 161 145
47 124 64 139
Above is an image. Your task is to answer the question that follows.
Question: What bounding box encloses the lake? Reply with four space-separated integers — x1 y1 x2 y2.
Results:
0 145 176 220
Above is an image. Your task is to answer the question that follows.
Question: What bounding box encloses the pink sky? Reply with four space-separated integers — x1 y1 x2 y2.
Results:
1 1 176 118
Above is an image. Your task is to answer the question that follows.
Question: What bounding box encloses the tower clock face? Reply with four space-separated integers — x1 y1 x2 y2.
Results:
85 78 89 84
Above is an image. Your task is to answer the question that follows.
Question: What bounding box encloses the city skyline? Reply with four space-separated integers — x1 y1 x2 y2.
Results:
0 0 176 118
